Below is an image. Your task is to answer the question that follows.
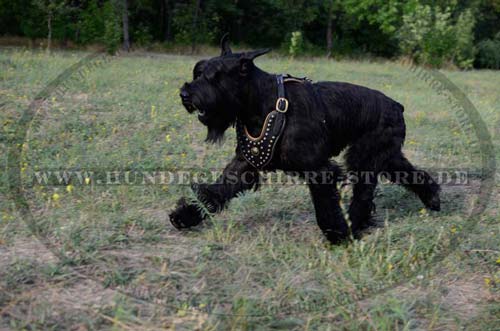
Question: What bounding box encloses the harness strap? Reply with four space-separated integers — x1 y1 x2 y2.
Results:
236 74 309 169
277 74 285 97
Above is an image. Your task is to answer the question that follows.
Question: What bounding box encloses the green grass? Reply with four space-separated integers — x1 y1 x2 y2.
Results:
0 48 499 330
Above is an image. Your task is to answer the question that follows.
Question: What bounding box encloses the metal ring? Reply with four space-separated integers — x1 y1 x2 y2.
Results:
276 97 289 113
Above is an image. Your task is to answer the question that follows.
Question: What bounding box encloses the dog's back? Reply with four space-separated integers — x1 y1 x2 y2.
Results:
309 81 405 150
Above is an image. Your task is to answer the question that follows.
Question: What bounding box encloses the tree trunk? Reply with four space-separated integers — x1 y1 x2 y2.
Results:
122 0 130 51
47 13 52 52
164 0 171 42
191 0 201 54
326 6 333 58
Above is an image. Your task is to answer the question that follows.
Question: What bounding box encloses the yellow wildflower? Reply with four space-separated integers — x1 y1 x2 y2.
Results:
150 105 156 119
66 184 74 193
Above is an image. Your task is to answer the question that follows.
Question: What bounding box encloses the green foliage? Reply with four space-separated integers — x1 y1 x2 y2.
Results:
0 0 499 69
422 7 456 67
343 0 403 34
132 24 153 47
78 0 121 53
79 0 105 44
398 3 476 68
102 1 121 54
18 1 47 39
454 9 476 69
398 3 432 56
288 31 304 57
171 1 216 46
0 0 34 36
476 32 500 69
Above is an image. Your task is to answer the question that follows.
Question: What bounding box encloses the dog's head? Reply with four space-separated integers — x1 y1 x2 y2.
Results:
180 34 270 143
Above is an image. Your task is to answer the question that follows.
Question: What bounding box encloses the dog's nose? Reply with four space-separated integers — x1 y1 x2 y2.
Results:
180 89 189 99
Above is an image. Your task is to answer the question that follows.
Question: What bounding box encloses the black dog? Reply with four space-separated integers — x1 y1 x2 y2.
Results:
169 35 440 244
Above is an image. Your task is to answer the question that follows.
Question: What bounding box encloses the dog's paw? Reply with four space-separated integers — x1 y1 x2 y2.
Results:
319 222 351 245
424 193 441 212
323 230 350 245
169 197 205 229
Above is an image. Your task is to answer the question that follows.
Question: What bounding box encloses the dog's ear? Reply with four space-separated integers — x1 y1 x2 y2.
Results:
243 48 271 60
220 33 232 56
239 48 271 75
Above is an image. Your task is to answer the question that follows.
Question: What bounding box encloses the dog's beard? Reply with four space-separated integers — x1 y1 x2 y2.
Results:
205 117 235 143
191 98 236 144
203 112 235 144
206 126 226 143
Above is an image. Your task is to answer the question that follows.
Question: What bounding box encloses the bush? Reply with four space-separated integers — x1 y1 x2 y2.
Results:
133 24 153 47
78 0 121 54
475 33 500 69
398 4 431 56
420 7 455 67
288 31 304 57
102 1 121 54
171 3 216 46
454 9 476 69
79 0 105 44
398 4 476 69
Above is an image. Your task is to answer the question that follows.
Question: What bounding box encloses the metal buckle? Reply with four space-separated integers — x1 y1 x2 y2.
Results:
275 97 289 113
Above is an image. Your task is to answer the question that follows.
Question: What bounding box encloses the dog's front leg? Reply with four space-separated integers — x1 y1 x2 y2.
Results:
307 162 349 244
169 154 259 229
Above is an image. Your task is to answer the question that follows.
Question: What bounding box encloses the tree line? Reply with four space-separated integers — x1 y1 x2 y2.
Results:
0 0 499 69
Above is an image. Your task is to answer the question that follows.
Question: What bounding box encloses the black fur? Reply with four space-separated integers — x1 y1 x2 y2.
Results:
171 36 440 244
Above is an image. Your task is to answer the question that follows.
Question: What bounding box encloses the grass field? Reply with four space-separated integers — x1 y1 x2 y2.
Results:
0 48 499 330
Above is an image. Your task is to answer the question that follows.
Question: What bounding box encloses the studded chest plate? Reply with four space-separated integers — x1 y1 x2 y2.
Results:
236 110 286 169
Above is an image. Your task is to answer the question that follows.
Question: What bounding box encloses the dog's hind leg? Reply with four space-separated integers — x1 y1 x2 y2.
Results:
344 137 384 234
169 154 259 229
307 162 349 244
348 177 379 233
385 153 441 211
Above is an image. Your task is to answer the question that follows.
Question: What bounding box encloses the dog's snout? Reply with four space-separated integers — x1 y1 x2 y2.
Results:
180 84 197 113
180 89 189 99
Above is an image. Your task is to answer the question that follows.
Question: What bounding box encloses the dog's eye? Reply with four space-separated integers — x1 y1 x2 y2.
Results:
203 68 218 81
203 72 215 81
193 68 204 80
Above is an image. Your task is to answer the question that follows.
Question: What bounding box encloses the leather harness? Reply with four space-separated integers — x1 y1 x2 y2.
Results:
236 74 311 169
